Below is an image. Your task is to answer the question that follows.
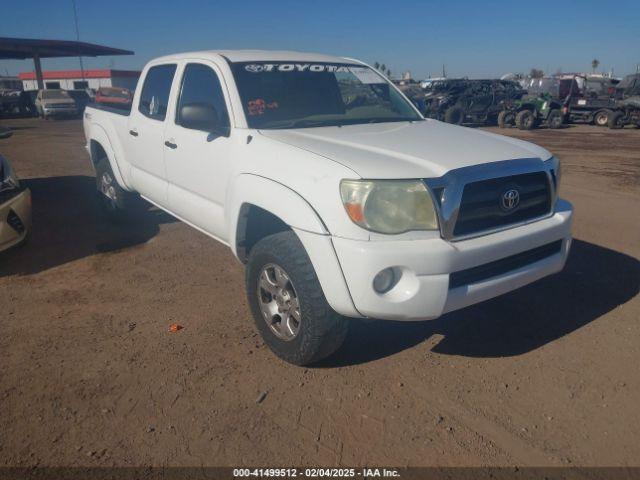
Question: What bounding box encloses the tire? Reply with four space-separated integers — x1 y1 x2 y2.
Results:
608 111 625 129
246 231 348 365
444 106 464 125
547 109 563 129
94 157 135 221
497 110 515 128
16 229 31 248
594 110 610 127
515 109 536 130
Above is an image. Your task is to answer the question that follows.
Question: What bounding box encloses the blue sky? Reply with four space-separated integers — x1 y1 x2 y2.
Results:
2 0 639 79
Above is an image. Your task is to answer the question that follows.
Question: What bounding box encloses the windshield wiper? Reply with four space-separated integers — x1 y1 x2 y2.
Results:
365 117 421 124
269 119 338 129
265 117 422 130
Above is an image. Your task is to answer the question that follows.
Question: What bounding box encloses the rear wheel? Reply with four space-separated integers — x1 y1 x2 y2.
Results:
594 110 610 127
497 110 515 128
246 231 348 365
95 158 135 221
515 109 536 130
608 111 625 129
444 106 464 125
547 109 563 129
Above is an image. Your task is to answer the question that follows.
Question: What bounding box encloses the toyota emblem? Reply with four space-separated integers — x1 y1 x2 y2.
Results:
501 188 520 212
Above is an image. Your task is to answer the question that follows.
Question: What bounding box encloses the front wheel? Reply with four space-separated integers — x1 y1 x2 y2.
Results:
594 109 610 127
515 109 536 130
444 106 464 125
246 231 348 365
547 109 563 129
497 110 515 128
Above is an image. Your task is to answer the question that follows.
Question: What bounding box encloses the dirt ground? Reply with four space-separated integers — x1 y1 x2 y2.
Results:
0 118 638 468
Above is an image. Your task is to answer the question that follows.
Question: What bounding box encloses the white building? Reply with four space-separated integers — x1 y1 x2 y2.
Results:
19 68 140 91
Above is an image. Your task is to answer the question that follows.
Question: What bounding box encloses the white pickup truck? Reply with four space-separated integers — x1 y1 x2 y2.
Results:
83 50 573 365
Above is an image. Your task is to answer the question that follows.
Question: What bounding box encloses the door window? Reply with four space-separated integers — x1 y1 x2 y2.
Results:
138 64 177 121
176 63 229 130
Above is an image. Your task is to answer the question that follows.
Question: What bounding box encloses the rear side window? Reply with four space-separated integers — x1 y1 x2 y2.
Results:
176 63 229 129
138 64 177 120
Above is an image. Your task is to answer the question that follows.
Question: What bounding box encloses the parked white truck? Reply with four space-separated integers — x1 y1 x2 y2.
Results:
83 50 573 365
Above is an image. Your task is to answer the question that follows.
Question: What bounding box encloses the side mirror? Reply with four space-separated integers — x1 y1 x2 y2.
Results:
179 103 227 135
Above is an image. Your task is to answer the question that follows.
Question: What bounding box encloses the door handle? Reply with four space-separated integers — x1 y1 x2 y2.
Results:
164 140 178 149
129 129 138 137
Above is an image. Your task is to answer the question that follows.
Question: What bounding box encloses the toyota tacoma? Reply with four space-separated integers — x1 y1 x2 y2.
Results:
83 50 573 365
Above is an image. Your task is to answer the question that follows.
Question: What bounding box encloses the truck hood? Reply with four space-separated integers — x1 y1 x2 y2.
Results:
260 119 551 178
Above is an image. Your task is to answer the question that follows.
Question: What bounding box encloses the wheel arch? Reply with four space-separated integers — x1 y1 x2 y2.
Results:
88 125 129 190
227 174 329 263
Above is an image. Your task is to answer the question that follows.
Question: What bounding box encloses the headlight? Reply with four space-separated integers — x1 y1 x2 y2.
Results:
340 179 438 234
544 156 561 193
0 156 20 195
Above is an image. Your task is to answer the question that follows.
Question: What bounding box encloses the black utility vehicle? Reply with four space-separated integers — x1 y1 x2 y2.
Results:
423 79 525 125
563 75 620 126
608 74 640 129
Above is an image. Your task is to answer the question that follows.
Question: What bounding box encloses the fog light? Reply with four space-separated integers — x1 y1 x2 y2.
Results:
373 268 397 294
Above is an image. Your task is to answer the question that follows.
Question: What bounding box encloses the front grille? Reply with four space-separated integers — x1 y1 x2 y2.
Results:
449 240 562 289
6 209 25 234
453 172 552 237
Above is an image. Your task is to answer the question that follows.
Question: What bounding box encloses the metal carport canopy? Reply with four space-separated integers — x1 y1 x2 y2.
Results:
0 37 134 89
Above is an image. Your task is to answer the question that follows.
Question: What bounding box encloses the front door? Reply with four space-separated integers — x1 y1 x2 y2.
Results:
163 61 234 242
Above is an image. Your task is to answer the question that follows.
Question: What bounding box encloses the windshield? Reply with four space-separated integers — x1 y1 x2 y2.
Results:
525 78 560 96
618 75 639 91
231 62 422 129
43 90 71 100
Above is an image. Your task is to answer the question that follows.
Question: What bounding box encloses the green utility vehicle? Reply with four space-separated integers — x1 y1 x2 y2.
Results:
498 93 564 130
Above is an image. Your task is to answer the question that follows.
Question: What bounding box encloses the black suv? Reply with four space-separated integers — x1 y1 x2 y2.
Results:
424 79 526 125
608 74 640 129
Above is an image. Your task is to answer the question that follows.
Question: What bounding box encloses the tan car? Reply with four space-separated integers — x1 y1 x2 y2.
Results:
0 128 31 252
35 89 78 119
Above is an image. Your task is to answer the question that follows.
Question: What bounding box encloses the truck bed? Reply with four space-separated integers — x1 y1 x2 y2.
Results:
87 102 132 116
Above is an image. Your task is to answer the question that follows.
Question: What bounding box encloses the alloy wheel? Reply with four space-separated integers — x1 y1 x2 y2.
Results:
257 263 301 341
100 171 118 210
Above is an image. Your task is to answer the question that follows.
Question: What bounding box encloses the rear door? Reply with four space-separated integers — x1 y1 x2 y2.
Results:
126 63 177 207
163 60 234 241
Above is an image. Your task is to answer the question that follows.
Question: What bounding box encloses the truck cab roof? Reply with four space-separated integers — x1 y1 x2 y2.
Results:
150 50 360 65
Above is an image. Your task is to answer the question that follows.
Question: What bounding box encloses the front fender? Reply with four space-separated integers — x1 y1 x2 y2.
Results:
225 174 361 318
226 174 328 258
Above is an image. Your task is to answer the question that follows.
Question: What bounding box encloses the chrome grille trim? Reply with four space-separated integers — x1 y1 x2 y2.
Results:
424 158 557 242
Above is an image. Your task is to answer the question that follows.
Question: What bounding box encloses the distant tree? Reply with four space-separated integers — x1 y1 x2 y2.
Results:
387 69 392 78
530 68 544 79
380 64 386 73
591 58 600 72
374 61 380 70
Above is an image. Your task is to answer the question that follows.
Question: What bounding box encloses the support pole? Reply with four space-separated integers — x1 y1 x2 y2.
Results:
33 53 44 90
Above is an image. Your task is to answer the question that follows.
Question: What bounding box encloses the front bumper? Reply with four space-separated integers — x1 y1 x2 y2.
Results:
0 189 31 252
43 107 78 117
330 199 573 321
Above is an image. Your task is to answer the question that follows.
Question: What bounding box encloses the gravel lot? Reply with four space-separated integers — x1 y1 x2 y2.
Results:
0 117 638 467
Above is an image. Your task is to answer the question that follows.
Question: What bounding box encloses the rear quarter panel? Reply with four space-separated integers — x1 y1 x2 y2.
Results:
84 106 134 190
